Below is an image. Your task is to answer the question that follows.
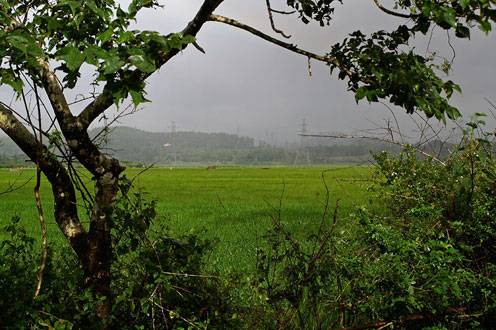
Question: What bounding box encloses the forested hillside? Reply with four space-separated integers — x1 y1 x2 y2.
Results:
1 126 454 166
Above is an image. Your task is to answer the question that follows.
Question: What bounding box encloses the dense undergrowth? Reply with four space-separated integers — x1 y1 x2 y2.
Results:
0 123 495 329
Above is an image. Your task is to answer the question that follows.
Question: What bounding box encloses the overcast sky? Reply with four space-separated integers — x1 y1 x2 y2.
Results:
2 0 496 144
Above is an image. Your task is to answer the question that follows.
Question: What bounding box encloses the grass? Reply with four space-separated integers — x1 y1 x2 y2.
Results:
0 166 374 272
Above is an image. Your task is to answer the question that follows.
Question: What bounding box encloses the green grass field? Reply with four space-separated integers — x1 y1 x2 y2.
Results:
0 166 374 272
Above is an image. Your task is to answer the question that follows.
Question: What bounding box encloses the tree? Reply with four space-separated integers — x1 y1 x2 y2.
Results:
0 0 494 322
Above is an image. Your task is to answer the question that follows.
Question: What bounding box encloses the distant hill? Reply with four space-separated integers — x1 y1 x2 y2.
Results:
89 126 255 164
2 126 464 166
0 136 22 156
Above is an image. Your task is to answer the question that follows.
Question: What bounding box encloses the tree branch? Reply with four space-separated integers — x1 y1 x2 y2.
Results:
372 0 416 19
266 0 291 39
37 59 77 130
78 0 225 129
0 103 88 255
299 133 446 165
34 53 124 178
206 14 356 80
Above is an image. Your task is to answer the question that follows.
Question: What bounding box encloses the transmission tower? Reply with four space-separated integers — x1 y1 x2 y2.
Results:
170 121 177 165
294 118 311 165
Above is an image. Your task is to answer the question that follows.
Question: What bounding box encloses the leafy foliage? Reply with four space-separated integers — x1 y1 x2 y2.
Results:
286 0 343 25
251 206 338 329
0 179 238 329
338 122 496 328
247 121 495 329
1 0 494 118
286 0 495 120
331 28 461 120
0 0 195 104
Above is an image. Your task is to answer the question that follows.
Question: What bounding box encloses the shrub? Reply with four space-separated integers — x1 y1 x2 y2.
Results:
339 122 496 328
0 176 238 329
249 120 495 329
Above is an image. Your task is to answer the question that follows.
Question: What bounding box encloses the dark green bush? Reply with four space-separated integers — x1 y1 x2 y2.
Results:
338 124 496 328
250 122 495 329
0 177 238 329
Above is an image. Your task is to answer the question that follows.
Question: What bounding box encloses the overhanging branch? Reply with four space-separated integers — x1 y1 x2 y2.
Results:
207 14 339 65
78 0 225 129
0 103 88 252
372 0 416 19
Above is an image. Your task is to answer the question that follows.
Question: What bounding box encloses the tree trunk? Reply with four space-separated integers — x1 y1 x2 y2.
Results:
82 171 120 320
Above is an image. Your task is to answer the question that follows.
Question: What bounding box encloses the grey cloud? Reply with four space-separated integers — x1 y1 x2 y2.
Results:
1 0 495 143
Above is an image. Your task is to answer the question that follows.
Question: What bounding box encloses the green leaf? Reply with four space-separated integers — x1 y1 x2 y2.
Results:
57 0 81 15
366 89 378 102
57 46 86 71
5 78 23 94
86 0 108 20
129 89 149 106
445 106 461 120
182 35 196 44
166 33 194 50
441 8 457 28
354 87 367 102
459 0 471 10
479 20 492 33
455 24 470 38
84 46 108 65
6 35 30 53
128 55 156 73
98 28 114 43
117 31 135 43
103 55 124 74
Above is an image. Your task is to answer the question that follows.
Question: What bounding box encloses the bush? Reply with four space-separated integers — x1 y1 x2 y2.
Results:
338 123 496 328
248 121 495 329
0 177 239 329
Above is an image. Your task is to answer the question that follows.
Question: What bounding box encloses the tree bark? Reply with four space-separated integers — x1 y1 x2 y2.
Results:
0 104 88 256
83 171 120 320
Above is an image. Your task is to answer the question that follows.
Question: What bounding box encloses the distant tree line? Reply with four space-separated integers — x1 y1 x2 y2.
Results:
1 126 463 167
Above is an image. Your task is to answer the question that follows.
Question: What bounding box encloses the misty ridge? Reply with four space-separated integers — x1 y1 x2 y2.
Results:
1 126 460 167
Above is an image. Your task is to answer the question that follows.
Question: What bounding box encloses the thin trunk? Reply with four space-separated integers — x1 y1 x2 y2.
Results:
34 163 48 298
82 171 120 320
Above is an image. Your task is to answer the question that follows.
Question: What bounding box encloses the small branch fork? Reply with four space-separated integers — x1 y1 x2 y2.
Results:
265 0 292 38
372 0 416 19
299 133 446 166
0 176 32 196
207 14 352 77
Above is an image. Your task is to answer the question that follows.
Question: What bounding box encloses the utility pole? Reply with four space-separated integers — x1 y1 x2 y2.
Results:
170 121 177 165
294 118 311 165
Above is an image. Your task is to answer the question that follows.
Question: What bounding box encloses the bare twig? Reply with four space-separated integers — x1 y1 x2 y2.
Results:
299 133 446 166
266 0 291 38
33 162 47 298
130 163 156 185
269 8 296 15
0 176 32 196
207 14 356 80
372 0 416 18
161 271 219 279
484 97 496 122
33 82 48 299
68 94 96 106
446 30 456 65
